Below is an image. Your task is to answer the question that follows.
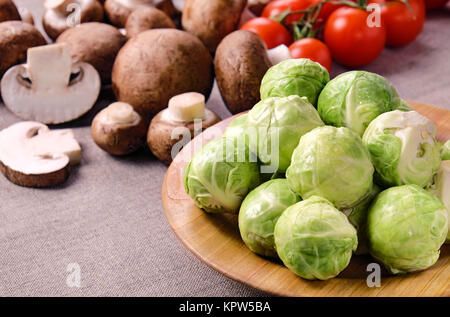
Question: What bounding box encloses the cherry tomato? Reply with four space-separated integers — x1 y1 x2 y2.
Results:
240 17 293 49
262 0 312 25
424 0 449 9
324 7 386 67
288 38 332 72
371 0 426 46
310 0 342 26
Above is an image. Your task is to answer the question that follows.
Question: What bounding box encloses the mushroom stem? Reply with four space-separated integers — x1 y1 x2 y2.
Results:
167 92 205 122
44 0 73 14
27 43 72 92
102 102 136 124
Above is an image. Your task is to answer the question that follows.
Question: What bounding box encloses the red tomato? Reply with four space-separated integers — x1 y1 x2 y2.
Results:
240 17 293 49
324 7 386 67
371 0 426 46
310 0 342 26
262 0 312 25
424 0 449 9
288 38 332 72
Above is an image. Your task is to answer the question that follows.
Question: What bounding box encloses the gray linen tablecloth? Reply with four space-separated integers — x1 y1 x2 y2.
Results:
0 1 449 296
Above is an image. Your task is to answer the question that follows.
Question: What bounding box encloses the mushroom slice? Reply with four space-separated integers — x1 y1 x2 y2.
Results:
0 121 82 187
1 43 101 124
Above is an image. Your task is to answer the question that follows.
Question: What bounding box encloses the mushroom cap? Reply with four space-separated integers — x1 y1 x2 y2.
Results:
125 6 175 38
181 0 247 53
0 121 81 187
112 28 213 121
147 108 220 164
91 102 148 155
43 0 104 40
1 62 101 124
57 22 127 84
105 0 176 27
0 0 20 23
214 30 271 114
0 21 46 78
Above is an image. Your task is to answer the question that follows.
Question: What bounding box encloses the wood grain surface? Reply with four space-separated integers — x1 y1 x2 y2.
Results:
162 101 450 297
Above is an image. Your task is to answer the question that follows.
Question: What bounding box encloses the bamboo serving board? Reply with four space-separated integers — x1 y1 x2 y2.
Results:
162 101 450 297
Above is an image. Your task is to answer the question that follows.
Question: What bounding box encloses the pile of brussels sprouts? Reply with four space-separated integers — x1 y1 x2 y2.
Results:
184 58 449 280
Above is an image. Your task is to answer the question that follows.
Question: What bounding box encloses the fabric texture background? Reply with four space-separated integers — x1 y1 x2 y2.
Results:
0 1 449 296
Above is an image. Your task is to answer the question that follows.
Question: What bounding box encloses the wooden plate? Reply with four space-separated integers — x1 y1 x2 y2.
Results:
162 101 450 297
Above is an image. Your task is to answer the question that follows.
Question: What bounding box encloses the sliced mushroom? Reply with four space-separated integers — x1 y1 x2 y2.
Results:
214 30 272 114
43 0 104 40
1 43 101 124
105 0 175 28
267 44 292 66
0 0 20 23
125 6 175 38
91 102 148 155
147 92 220 164
0 21 46 78
56 22 126 84
0 121 82 187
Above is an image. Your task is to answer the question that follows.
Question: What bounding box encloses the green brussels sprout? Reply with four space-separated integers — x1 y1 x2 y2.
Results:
286 126 374 209
362 110 441 188
317 71 402 136
395 99 413 112
427 161 450 243
367 185 448 274
223 114 249 140
239 179 301 257
342 183 381 255
274 196 357 280
184 137 260 214
247 95 324 173
441 140 450 160
260 58 330 105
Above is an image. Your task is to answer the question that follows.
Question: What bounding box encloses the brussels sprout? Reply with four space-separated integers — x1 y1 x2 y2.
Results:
342 183 381 255
286 126 374 209
367 185 448 274
239 179 301 257
362 110 441 188
247 95 324 173
441 140 450 160
395 99 413 112
274 196 357 280
427 161 450 243
184 137 260 213
223 114 249 140
317 71 402 136
260 58 330 105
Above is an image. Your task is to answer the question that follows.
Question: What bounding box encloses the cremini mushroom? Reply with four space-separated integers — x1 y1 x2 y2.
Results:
0 121 82 187
56 22 127 84
181 0 247 53
104 0 175 28
112 28 213 121
147 92 220 164
125 6 175 38
91 102 148 155
1 43 101 124
214 30 271 114
43 0 104 40
0 21 46 78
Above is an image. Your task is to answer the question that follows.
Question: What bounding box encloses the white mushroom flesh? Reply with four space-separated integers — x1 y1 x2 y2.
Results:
166 92 205 122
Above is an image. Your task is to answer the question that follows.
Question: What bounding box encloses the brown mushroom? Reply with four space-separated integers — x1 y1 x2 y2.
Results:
181 0 247 54
247 0 271 16
125 6 175 38
0 0 20 23
214 30 271 114
91 102 148 155
57 22 127 84
43 0 104 40
147 92 220 164
104 0 175 28
112 28 213 121
0 21 46 78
